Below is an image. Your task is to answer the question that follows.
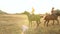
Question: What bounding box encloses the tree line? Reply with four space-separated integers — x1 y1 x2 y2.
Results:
0 9 60 15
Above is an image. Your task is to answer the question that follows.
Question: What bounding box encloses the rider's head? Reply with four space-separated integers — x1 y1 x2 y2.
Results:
52 7 54 9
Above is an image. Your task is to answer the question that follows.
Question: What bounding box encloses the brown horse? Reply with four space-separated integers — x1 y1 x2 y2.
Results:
44 13 59 26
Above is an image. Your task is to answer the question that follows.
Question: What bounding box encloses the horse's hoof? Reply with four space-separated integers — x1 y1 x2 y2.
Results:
46 26 48 27
52 24 54 25
56 23 59 25
47 25 48 27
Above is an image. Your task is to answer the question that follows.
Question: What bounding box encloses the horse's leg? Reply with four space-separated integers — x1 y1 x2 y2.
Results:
29 21 31 27
52 20 54 25
47 20 49 27
38 20 41 24
44 20 47 26
36 21 39 27
36 20 41 28
56 19 59 25
29 21 32 27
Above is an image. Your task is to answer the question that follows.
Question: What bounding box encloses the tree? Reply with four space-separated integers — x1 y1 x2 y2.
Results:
22 11 30 15
0 10 8 14
55 9 60 13
54 9 60 16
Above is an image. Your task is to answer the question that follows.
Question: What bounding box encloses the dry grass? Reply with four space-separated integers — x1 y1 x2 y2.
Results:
0 14 60 34
0 14 29 34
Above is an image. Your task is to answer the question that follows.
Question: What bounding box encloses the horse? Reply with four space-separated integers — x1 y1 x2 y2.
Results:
23 11 43 27
28 14 42 27
44 11 60 27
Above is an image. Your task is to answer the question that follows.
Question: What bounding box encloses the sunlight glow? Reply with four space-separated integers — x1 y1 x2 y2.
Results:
0 0 60 14
22 25 28 32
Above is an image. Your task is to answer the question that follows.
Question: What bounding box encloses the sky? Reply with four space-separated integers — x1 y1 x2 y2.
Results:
0 0 60 14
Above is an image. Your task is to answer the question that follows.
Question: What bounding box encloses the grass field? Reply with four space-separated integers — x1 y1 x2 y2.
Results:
0 14 29 34
0 14 60 34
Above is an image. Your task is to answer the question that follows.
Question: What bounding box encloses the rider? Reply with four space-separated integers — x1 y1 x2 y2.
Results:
32 7 35 15
51 7 55 15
